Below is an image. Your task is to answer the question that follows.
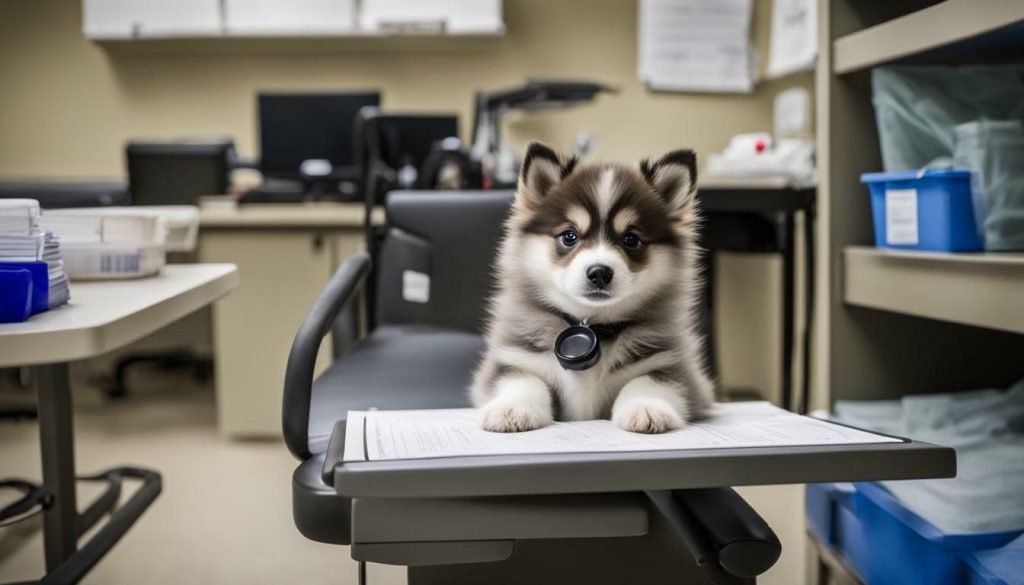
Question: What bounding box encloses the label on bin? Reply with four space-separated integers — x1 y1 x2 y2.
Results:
885 188 919 245
402 270 430 304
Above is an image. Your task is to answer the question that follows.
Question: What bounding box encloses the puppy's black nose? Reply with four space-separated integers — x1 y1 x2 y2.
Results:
586 264 614 286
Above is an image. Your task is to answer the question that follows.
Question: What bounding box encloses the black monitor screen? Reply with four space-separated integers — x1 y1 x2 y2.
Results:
258 92 380 176
374 115 460 170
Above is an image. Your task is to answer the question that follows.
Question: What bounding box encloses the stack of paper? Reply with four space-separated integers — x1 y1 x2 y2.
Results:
40 210 166 280
343 402 901 463
0 199 70 309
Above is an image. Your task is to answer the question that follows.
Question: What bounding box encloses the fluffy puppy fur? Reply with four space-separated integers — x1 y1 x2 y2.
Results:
470 142 715 434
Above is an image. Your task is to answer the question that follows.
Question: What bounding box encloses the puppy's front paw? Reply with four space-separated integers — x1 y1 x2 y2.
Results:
479 400 552 433
612 400 683 434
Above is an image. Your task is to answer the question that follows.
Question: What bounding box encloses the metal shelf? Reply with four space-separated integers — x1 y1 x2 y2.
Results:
833 0 1024 74
843 246 1024 335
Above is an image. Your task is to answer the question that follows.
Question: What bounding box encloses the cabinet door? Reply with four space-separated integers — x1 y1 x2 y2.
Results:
83 0 222 39
360 0 503 34
224 0 356 35
200 230 334 438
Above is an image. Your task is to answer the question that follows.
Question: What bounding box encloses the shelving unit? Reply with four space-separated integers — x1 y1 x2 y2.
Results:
844 247 1024 335
814 0 1024 408
833 0 1024 74
812 3 1024 581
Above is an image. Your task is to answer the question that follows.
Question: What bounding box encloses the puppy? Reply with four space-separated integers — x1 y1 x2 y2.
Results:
470 142 714 434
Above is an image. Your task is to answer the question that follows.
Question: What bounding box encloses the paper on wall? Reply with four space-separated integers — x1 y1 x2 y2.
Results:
638 0 755 93
767 0 817 78
343 402 901 462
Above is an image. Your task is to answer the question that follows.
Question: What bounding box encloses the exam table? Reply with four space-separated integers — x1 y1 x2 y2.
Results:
283 190 955 584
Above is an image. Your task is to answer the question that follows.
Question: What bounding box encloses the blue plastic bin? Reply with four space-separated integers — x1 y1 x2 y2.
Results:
0 268 34 323
962 534 1024 585
861 169 983 251
806 482 1023 585
0 262 49 314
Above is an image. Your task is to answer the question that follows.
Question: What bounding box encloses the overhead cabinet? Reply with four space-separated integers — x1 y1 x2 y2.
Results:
82 0 504 39
223 0 357 36
83 0 222 39
360 0 504 34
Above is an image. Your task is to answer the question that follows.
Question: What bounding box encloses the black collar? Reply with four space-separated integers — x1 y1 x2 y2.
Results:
559 313 632 341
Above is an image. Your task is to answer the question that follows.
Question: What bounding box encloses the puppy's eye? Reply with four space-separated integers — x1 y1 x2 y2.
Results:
558 229 578 247
622 232 642 249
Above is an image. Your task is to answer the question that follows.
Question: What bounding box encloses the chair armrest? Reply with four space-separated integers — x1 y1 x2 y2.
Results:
283 252 372 460
647 488 781 584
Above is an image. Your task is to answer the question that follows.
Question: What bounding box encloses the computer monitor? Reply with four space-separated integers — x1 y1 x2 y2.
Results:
258 92 381 178
126 140 234 206
372 114 460 170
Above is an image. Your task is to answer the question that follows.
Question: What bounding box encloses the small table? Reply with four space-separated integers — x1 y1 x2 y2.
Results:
697 178 816 414
0 264 238 582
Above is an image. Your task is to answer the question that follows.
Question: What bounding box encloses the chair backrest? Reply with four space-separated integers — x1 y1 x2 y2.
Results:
375 190 514 334
354 109 461 211
126 140 233 206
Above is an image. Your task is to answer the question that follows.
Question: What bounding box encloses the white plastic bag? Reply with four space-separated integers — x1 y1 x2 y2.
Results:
954 120 1024 251
872 66 1024 172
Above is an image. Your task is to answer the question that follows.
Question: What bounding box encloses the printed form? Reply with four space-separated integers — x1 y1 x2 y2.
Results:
343 402 901 462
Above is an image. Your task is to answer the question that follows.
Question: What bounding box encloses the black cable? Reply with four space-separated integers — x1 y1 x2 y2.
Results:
0 506 44 528
0 479 48 525
358 561 367 585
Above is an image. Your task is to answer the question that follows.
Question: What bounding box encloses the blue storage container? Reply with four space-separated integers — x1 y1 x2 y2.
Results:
861 169 983 251
0 262 49 314
962 534 1024 585
0 268 34 324
806 482 1024 585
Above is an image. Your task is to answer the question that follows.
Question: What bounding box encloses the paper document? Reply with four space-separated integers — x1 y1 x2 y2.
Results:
343 402 901 462
638 0 754 93
767 0 817 78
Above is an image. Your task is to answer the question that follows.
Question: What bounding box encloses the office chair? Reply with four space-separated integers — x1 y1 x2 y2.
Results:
284 190 781 585
104 140 233 398
126 140 234 206
352 108 469 326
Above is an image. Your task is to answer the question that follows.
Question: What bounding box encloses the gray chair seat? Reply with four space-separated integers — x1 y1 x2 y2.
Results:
307 325 483 454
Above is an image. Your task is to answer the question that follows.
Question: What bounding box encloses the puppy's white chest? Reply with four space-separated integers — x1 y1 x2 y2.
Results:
553 357 623 421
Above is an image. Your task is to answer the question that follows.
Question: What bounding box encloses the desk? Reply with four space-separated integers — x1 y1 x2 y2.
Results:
198 202 378 437
697 178 816 414
0 264 238 581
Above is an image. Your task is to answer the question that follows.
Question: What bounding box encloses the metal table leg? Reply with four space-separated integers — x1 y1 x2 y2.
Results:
34 363 78 571
800 206 816 415
26 363 164 585
780 213 796 411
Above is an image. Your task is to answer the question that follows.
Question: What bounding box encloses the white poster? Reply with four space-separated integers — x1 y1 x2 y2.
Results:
638 0 755 93
767 0 818 78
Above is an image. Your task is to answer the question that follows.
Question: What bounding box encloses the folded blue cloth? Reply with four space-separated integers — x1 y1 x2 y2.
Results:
835 379 1024 535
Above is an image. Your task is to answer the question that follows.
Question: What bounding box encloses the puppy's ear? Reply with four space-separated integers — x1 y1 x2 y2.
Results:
518 142 577 205
639 149 698 211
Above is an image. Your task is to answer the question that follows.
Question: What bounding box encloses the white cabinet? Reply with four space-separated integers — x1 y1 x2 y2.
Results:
224 0 356 36
83 0 222 39
360 0 503 34
82 0 503 40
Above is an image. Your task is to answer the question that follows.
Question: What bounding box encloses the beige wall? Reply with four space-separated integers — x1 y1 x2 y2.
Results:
0 0 810 179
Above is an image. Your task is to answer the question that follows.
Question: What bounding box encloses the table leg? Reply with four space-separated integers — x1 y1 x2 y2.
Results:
780 214 796 411
34 363 78 571
800 207 816 415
